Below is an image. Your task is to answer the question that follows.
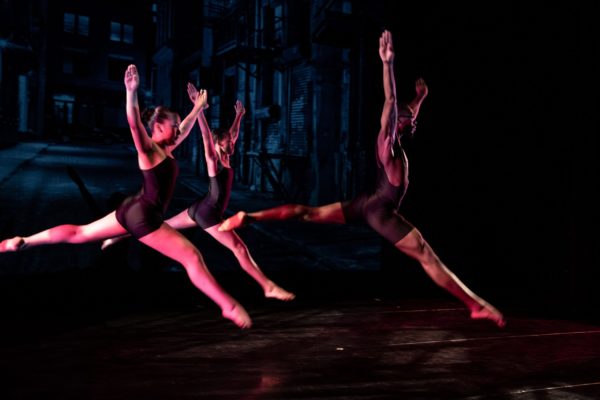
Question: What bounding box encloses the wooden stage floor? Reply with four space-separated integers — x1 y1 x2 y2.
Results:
1 273 598 400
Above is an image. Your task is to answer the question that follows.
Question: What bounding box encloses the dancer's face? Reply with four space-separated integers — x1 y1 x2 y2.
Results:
396 112 416 139
218 133 234 155
159 114 181 145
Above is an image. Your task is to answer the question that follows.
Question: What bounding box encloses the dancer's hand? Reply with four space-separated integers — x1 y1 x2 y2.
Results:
415 78 429 99
234 100 245 116
379 30 394 64
187 83 209 110
124 65 140 92
195 89 208 110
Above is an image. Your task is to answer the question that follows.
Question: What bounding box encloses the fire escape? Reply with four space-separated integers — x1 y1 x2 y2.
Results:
210 0 291 199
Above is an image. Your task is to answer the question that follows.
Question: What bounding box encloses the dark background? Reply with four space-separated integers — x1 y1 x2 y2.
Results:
0 1 598 315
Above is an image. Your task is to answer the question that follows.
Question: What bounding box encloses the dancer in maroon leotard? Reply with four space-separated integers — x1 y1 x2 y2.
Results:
103 84 295 302
219 31 505 327
0 65 251 329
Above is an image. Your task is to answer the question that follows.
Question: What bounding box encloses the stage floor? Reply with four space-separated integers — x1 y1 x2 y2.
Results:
1 291 599 400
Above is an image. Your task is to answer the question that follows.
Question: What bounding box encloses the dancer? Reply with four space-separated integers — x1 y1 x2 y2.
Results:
0 65 251 329
219 31 505 327
102 84 295 301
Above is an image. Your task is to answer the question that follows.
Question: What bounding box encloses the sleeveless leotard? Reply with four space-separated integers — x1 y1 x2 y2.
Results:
187 163 234 229
341 145 414 243
116 156 179 238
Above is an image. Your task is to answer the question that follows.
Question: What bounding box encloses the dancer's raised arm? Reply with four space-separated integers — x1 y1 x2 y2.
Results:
124 64 153 155
187 83 219 176
378 30 397 144
229 100 245 143
168 85 208 151
408 78 428 120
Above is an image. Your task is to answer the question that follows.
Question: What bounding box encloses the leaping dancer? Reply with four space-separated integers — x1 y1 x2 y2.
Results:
218 31 505 328
0 65 252 329
102 84 295 302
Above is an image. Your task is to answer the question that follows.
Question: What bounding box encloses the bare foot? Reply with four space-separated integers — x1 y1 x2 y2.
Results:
265 284 296 301
218 211 249 232
0 237 26 252
471 303 506 328
101 237 125 250
222 303 252 329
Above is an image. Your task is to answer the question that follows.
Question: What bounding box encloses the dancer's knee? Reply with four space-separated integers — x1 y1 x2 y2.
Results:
231 240 249 259
183 248 206 269
283 204 308 220
408 234 444 276
179 245 201 263
397 230 432 261
416 239 436 265
53 224 84 243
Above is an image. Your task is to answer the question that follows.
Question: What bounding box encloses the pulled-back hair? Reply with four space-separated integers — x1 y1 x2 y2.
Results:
212 127 230 143
141 106 174 131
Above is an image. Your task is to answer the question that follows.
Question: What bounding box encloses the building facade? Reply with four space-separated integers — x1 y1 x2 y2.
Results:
154 0 371 204
0 0 155 144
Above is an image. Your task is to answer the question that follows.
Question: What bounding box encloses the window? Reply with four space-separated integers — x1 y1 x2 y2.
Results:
110 22 121 41
123 24 133 44
342 1 352 14
64 13 75 33
152 3 158 23
110 21 134 44
78 16 89 36
53 94 75 125
64 13 90 36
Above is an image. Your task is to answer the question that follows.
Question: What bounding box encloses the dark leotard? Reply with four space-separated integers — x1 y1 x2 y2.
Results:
188 163 234 229
341 145 414 244
116 156 179 238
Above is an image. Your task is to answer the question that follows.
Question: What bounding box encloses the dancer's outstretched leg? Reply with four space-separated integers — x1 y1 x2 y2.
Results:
206 225 295 301
139 223 251 329
1 211 128 252
394 228 505 327
0 212 251 328
218 203 345 232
